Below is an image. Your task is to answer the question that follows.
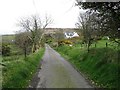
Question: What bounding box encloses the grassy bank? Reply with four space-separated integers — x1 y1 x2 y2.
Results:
55 43 119 89
2 48 45 88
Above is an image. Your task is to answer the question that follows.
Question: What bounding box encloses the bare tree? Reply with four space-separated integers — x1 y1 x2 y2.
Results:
76 1 120 45
15 31 32 58
18 14 53 53
43 14 53 29
76 11 99 52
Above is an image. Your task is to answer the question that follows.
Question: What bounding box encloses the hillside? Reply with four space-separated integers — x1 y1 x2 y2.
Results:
44 28 79 34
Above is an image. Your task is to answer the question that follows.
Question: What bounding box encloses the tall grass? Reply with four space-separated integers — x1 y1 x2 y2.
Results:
2 48 45 88
55 43 119 89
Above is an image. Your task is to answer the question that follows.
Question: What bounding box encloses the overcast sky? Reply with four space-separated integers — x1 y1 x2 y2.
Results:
0 0 85 35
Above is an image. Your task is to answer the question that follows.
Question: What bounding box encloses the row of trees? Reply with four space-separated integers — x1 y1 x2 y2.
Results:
76 1 120 52
76 11 100 52
15 15 53 58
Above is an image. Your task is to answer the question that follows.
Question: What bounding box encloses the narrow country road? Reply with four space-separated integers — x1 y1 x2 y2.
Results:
30 44 93 88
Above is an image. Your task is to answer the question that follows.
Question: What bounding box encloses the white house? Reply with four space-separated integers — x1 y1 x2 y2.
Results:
64 32 79 39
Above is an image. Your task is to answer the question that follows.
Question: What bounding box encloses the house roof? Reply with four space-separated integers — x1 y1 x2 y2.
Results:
64 32 79 38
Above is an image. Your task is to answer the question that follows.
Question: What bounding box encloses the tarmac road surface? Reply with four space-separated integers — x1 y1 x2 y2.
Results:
29 44 93 88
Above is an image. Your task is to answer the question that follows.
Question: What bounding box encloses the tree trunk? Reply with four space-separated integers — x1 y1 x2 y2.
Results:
87 40 90 53
23 42 27 58
106 42 108 47
95 43 96 48
32 44 35 53
87 45 90 53
24 47 27 58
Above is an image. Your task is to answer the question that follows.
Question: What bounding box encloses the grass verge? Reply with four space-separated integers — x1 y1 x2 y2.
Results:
2 48 45 88
55 45 120 89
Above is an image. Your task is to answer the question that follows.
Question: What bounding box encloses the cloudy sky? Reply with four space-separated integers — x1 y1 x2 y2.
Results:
0 0 85 35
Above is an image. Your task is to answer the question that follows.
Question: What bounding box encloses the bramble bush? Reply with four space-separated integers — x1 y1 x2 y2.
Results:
2 43 11 56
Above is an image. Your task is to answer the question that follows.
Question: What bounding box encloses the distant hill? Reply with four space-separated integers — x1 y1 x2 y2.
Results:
1 28 80 43
44 28 80 34
2 34 15 43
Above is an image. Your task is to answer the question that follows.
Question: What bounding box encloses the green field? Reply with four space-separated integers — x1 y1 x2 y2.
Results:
2 34 15 43
55 39 120 89
1 33 120 88
2 48 45 88
1 34 45 88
